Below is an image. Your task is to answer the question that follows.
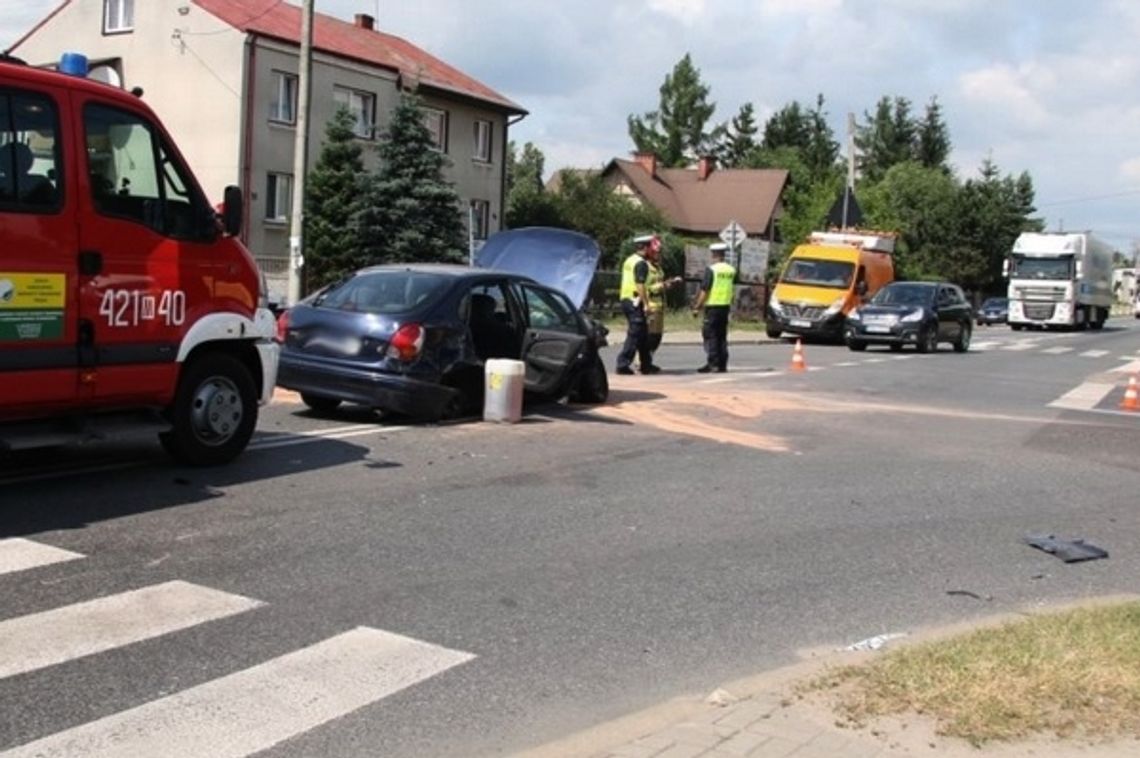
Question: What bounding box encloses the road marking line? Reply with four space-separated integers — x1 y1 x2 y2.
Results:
1003 342 1040 351
863 358 887 364
806 366 824 372
0 539 84 577
971 341 999 351
1110 360 1140 374
249 425 410 451
702 377 736 384
890 354 913 361
2 627 475 758
1080 350 1110 358
1048 382 1115 411
1041 346 1073 354
0 581 263 679
744 371 784 378
832 361 859 367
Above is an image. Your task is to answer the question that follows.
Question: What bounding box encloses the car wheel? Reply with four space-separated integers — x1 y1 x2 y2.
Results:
889 343 904 352
571 355 609 404
765 324 782 340
847 339 867 352
916 325 938 353
953 324 971 353
160 354 257 466
301 393 341 413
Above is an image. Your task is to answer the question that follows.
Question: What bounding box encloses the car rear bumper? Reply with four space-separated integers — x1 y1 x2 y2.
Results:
277 354 455 417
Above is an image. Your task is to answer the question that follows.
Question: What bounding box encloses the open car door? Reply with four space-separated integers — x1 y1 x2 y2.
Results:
513 282 587 395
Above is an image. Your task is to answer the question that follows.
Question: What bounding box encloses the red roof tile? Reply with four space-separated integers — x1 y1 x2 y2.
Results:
192 0 525 114
606 159 788 235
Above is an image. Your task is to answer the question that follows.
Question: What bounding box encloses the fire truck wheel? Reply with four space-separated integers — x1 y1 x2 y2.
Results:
160 353 258 466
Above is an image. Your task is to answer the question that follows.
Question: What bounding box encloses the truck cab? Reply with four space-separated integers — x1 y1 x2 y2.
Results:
766 230 896 340
1005 232 1113 330
1 54 278 465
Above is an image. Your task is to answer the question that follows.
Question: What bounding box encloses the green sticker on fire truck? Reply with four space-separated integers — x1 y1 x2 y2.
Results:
0 273 65 340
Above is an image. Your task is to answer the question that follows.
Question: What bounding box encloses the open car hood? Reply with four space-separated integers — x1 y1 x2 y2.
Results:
475 227 600 310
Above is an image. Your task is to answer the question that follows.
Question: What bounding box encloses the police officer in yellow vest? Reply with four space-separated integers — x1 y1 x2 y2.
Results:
692 243 736 373
616 234 660 374
644 239 683 358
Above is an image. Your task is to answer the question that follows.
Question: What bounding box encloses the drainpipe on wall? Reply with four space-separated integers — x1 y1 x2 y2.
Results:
241 33 258 246
502 112 527 232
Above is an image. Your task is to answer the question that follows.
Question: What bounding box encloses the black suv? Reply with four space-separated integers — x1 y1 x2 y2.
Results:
845 282 973 353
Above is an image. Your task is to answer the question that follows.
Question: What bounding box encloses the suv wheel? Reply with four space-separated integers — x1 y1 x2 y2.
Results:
916 325 938 354
953 324 971 353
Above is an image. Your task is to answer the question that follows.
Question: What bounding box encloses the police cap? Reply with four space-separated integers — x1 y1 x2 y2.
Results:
709 242 729 255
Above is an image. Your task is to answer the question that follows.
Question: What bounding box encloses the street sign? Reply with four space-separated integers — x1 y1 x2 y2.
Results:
719 220 747 248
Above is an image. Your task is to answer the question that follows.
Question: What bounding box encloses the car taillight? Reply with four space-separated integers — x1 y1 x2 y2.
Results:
386 323 425 361
275 310 290 343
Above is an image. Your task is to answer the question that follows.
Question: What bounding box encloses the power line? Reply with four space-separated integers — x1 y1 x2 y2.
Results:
1037 188 1140 208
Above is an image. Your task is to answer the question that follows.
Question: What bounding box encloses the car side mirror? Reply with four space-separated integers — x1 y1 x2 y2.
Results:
856 280 868 297
1001 259 1010 279
221 185 243 237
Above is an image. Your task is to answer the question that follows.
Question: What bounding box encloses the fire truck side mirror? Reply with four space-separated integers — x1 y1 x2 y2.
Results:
1001 259 1009 279
222 185 243 237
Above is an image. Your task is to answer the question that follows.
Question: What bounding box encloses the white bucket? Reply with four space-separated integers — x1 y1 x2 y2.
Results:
483 359 525 423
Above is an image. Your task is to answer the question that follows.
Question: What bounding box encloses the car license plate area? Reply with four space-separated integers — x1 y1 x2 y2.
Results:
865 325 891 334
790 319 811 328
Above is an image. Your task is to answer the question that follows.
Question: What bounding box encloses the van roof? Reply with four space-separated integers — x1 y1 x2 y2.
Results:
791 244 881 263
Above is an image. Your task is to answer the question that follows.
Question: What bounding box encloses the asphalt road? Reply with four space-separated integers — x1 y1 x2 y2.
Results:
1 319 1139 757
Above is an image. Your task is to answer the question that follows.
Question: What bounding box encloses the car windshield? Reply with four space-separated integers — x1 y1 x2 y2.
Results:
1011 255 1072 280
781 258 854 289
872 284 934 307
313 271 450 314
982 298 1008 309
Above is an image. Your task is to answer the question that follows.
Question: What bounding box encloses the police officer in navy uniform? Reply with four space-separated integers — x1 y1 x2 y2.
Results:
616 234 661 375
692 242 736 373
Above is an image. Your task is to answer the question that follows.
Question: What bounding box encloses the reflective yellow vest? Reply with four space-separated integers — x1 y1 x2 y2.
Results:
619 253 643 301
707 261 735 306
645 261 665 313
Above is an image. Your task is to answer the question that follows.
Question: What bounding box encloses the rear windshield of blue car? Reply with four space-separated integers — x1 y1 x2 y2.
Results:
982 298 1008 308
313 271 451 314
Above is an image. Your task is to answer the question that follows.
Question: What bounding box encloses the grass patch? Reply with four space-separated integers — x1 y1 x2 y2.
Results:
808 602 1140 746
600 311 769 333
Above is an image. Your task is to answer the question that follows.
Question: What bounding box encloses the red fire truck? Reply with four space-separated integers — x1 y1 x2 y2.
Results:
1 53 278 465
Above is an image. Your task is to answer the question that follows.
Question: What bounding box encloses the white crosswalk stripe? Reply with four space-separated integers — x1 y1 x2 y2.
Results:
0 581 262 679
1002 341 1040 351
1041 346 1074 354
1080 350 1110 358
2 627 475 758
0 539 83 577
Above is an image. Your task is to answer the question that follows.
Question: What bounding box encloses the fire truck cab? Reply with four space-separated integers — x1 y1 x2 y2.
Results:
1 53 278 465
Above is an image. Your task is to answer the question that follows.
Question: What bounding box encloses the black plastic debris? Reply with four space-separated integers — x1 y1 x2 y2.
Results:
1023 535 1109 563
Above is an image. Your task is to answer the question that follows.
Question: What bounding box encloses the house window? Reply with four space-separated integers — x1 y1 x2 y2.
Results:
269 72 297 125
469 199 490 240
473 119 492 162
265 173 292 222
103 0 134 34
333 87 375 139
422 107 448 152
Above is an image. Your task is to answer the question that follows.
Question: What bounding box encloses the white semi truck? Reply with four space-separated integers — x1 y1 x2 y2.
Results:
1005 232 1114 330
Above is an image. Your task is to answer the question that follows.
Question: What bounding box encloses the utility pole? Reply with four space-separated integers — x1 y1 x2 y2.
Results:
843 112 856 229
287 0 314 306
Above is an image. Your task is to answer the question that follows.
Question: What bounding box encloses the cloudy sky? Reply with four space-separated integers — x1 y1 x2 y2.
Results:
5 0 1140 250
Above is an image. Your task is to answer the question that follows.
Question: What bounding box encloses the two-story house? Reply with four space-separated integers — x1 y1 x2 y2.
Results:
11 0 527 300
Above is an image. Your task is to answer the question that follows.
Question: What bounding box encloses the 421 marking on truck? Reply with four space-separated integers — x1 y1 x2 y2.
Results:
99 288 186 327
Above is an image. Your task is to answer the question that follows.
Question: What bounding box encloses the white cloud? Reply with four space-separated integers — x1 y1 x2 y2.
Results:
647 0 707 25
958 64 1051 132
1118 157 1140 183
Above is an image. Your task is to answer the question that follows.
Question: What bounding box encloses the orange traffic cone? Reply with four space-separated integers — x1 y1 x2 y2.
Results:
790 338 807 372
1122 373 1140 411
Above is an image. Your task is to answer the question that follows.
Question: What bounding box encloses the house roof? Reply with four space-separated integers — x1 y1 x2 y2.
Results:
604 159 788 236
192 0 525 114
